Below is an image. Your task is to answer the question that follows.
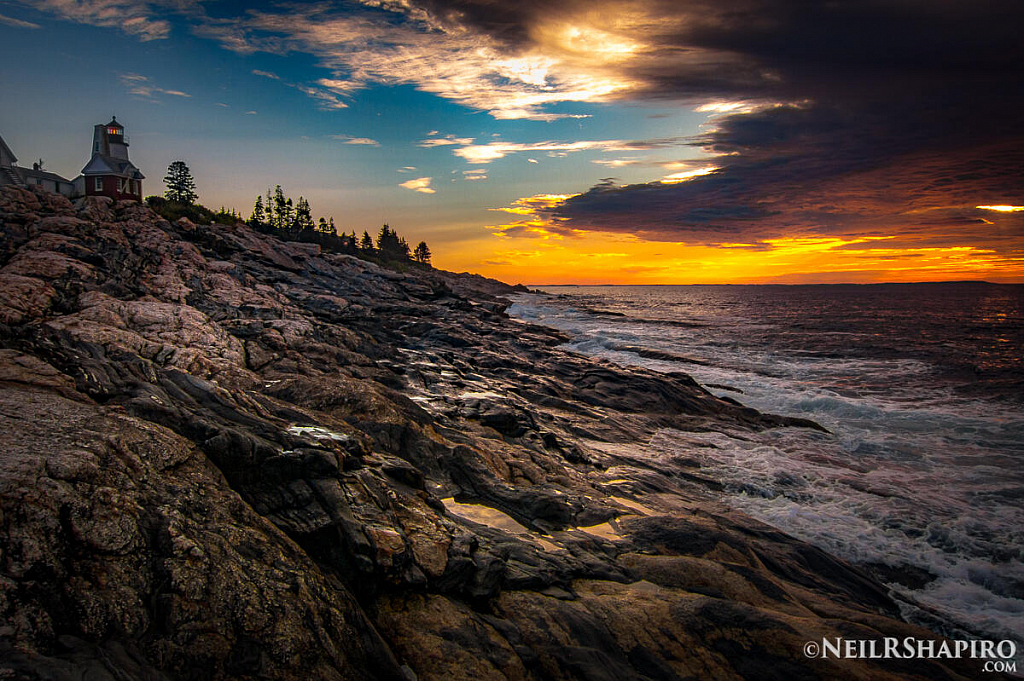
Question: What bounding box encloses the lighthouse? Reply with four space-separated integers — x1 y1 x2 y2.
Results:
80 117 144 201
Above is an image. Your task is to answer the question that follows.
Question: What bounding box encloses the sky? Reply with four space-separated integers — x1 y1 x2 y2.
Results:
1 0 1022 284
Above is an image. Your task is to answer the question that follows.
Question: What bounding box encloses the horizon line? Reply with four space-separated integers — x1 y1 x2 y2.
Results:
520 279 1023 287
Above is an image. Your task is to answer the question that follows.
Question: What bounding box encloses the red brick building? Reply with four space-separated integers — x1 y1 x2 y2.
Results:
80 117 144 201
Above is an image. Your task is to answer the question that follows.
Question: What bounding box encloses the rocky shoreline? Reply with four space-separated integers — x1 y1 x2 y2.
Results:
0 186 1000 680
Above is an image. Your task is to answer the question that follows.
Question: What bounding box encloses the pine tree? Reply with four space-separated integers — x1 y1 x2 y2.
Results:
252 195 262 225
318 217 328 232
360 231 374 251
413 241 431 265
284 198 294 229
376 224 410 259
270 186 284 229
163 161 198 205
295 197 314 231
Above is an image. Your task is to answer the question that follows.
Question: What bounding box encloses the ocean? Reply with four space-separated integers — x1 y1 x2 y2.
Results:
508 282 1024 649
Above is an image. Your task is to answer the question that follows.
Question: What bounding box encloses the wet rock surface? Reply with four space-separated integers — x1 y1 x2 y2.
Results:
0 186 1000 680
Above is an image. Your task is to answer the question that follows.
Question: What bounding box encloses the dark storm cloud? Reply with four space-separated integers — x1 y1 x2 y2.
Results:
546 101 1024 246
409 0 1023 98
404 0 1024 249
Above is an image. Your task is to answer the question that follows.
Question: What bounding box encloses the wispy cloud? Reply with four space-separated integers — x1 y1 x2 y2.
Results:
249 68 349 110
29 0 177 40
462 169 488 181
119 73 190 100
295 86 349 110
0 12 40 28
31 0 734 119
418 134 475 147
186 3 647 120
331 135 380 146
399 176 435 194
591 158 642 168
453 137 684 164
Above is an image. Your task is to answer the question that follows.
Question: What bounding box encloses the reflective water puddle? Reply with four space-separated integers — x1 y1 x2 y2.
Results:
442 497 561 551
609 495 654 516
576 518 626 541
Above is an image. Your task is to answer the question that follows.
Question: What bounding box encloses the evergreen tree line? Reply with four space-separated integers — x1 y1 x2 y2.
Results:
154 161 434 267
249 186 431 265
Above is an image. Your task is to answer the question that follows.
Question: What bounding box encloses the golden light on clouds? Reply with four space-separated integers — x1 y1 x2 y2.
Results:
509 193 580 207
695 101 756 114
489 193 580 217
659 166 719 184
453 139 652 164
492 55 556 88
484 194 582 241
195 1 663 120
555 24 642 59
976 205 1024 212
399 177 435 194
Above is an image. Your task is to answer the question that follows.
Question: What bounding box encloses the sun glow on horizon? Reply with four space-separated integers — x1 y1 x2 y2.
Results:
437 203 1024 284
452 193 1024 284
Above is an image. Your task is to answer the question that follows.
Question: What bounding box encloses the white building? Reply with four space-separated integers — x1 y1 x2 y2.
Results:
0 133 78 198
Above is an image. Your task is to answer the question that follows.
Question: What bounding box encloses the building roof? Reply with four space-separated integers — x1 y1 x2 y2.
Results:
0 134 17 165
106 117 123 130
19 166 75 186
81 154 144 179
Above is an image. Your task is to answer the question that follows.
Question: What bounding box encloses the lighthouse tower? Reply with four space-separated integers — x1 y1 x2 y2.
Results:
80 117 144 201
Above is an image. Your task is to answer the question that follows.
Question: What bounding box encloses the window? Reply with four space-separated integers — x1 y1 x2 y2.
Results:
108 128 119 136
94 177 102 191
